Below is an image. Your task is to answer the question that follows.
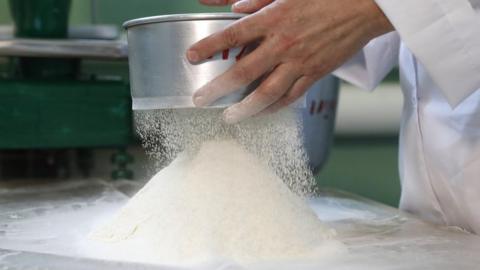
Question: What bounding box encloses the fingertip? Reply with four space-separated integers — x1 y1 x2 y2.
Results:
186 49 200 63
231 5 240 13
223 106 243 124
231 0 249 12
193 95 208 107
192 88 211 107
230 6 248 14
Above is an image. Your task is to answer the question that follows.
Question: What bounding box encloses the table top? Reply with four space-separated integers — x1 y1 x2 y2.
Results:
0 179 479 270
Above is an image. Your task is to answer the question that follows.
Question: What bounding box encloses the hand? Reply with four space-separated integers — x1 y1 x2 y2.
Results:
188 0 394 124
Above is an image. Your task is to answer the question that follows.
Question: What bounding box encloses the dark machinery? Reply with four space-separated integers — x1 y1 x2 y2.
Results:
0 0 134 180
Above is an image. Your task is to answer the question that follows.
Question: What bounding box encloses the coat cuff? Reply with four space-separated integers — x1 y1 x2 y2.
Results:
334 32 400 91
375 0 480 107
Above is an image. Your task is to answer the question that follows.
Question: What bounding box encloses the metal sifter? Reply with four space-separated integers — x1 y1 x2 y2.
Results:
123 13 339 172
124 13 259 110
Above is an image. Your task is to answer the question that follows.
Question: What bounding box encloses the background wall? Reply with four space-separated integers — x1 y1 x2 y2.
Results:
91 0 228 24
0 0 402 207
0 0 228 25
319 136 400 207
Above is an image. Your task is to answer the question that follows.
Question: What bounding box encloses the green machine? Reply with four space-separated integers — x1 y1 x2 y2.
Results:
0 0 133 179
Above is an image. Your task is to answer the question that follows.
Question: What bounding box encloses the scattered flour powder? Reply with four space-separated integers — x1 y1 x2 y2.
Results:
135 109 317 196
90 109 345 266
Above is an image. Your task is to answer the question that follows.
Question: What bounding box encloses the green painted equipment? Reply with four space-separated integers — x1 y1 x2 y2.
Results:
9 0 71 38
9 0 78 79
0 0 134 179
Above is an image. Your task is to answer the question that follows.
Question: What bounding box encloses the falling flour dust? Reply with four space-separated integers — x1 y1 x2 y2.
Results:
90 108 345 266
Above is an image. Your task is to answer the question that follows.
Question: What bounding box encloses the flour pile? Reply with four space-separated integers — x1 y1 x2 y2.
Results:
90 109 344 266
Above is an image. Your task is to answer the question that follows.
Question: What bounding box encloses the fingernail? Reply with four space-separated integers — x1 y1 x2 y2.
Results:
186 50 200 63
193 95 207 107
232 0 249 10
223 107 242 124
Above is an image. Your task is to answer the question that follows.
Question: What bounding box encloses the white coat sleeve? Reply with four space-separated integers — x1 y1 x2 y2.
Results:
333 32 400 91
375 0 480 107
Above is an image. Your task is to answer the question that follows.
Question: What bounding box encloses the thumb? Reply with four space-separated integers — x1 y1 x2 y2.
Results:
231 0 274 13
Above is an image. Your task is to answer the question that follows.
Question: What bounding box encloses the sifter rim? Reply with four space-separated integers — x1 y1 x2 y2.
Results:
123 13 245 29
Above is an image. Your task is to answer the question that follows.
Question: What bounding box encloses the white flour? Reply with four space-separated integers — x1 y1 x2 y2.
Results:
135 109 317 196
91 140 344 266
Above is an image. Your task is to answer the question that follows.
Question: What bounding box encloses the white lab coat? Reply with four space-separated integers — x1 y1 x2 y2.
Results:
334 0 480 234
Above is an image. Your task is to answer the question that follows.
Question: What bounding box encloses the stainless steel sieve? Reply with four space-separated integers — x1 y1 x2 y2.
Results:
124 13 258 110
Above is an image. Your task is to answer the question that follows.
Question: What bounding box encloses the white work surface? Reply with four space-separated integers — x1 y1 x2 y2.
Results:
0 179 479 270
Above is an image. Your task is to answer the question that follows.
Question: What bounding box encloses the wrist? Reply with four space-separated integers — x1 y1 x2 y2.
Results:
361 0 394 40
